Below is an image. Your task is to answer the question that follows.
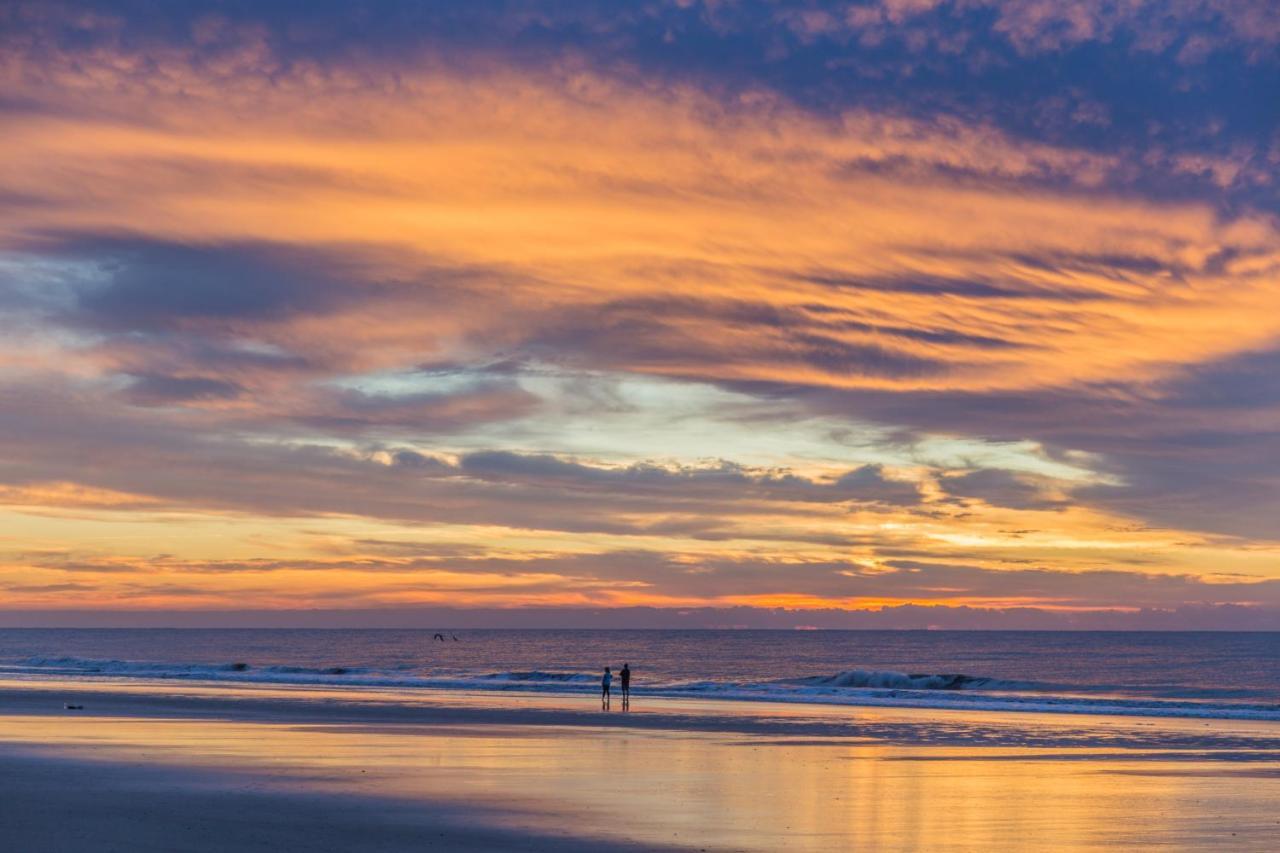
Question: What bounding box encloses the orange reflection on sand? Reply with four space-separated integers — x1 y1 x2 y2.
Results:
2 702 1278 851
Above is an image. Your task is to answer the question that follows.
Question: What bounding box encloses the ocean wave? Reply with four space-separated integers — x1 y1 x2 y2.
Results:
4 656 1278 722
796 669 1030 691
15 656 376 678
17 656 256 675
478 671 598 683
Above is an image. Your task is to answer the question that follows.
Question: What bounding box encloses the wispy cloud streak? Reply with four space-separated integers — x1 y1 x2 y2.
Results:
0 1 1277 624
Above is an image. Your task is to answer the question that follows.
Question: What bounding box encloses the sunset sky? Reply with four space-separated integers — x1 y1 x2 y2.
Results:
1 1 1278 627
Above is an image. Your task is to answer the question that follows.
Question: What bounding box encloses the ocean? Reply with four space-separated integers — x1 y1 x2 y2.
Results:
2 629 1277 721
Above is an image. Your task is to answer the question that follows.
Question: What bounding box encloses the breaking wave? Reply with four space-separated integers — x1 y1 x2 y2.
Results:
478 671 598 683
796 669 1034 691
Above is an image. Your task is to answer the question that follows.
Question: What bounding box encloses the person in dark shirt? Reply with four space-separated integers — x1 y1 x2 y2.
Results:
620 663 631 711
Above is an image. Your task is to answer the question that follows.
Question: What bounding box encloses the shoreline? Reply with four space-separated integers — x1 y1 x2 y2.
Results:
3 676 1280 753
4 665 1278 723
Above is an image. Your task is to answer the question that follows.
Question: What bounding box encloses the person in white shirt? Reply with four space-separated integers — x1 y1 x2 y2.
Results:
601 666 613 710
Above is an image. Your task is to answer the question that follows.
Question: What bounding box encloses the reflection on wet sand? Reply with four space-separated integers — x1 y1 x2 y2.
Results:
2 689 1278 851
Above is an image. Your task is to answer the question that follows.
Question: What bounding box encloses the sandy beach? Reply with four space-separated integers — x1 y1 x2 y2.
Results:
2 678 1278 852
4 0 1280 848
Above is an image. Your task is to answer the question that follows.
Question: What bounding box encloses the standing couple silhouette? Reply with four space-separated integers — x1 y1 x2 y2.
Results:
601 663 631 711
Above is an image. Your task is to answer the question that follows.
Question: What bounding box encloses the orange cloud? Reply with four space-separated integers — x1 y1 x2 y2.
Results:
1 40 1279 617
2 53 1279 396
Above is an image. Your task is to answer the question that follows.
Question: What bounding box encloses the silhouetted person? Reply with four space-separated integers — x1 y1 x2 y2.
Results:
433 633 445 641
620 663 631 711
601 666 612 710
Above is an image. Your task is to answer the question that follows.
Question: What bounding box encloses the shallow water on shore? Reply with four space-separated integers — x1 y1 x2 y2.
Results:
2 685 1278 852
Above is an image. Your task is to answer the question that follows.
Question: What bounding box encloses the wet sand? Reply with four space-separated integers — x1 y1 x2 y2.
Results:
1 679 1278 851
